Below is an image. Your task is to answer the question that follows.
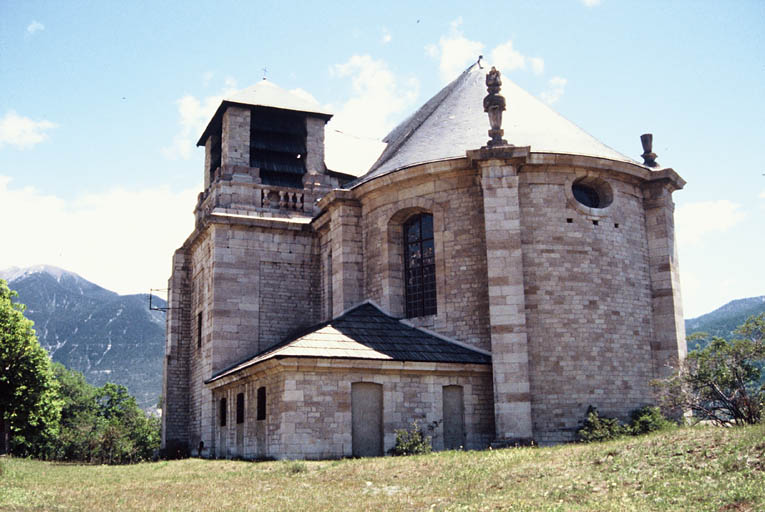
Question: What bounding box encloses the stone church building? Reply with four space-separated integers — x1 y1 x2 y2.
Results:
161 61 686 459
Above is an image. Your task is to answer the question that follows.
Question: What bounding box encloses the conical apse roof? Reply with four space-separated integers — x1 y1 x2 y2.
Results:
356 62 635 186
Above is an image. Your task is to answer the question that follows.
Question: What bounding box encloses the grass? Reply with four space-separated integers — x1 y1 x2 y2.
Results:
1 423 764 511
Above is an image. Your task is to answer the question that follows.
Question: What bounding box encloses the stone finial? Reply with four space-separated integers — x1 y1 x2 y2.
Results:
640 133 658 167
483 67 509 148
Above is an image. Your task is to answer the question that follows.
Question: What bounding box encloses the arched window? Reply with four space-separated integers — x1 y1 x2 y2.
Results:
404 214 436 317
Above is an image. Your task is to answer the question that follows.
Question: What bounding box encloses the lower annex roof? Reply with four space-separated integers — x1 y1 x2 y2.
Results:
206 301 491 383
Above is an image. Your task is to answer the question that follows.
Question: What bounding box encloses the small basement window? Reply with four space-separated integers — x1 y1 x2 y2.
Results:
219 397 227 427
256 386 266 421
236 392 245 424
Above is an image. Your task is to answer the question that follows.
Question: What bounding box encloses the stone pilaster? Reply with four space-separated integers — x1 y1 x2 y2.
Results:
329 193 363 316
162 249 191 453
305 117 326 175
221 105 251 167
472 149 533 442
643 177 686 378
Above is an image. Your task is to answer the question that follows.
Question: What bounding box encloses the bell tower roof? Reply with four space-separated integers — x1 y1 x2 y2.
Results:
197 79 332 147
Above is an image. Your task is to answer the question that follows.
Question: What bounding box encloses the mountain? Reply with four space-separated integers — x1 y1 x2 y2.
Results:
0 265 165 410
685 295 765 350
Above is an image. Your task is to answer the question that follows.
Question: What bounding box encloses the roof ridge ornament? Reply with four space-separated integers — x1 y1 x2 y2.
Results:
640 133 658 167
483 67 510 148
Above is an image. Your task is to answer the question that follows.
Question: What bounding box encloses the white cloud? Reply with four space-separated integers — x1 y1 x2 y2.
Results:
427 22 546 84
491 41 526 72
540 76 567 105
0 111 57 149
675 199 746 246
325 55 419 173
381 28 392 44
581 0 602 6
759 189 765 199
0 176 198 297
162 78 238 160
425 18 484 83
26 21 44 35
530 57 545 75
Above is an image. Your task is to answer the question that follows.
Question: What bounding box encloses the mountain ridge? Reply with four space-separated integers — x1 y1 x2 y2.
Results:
685 295 765 343
1 265 165 410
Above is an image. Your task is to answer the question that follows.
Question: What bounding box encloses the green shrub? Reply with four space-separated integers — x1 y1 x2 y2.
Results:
578 405 675 443
628 406 675 435
577 406 627 443
390 420 432 456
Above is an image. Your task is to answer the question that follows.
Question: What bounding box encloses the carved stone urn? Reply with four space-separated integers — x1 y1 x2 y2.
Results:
483 66 509 148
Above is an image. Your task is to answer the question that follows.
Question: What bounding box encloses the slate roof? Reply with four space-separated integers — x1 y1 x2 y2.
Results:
197 79 332 146
352 61 637 188
207 301 491 383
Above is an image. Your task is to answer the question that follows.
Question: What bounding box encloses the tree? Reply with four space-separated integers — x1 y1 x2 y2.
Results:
654 313 765 426
0 279 61 456
51 362 100 461
51 364 160 463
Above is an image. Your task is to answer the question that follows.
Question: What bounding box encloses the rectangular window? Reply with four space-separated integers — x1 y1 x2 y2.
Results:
197 312 203 349
236 392 245 424
256 386 266 421
219 397 227 427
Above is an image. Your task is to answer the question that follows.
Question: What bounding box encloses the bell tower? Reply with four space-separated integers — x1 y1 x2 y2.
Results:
194 80 350 223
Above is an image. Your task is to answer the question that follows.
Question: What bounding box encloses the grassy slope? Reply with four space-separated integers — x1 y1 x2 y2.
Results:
1 424 764 512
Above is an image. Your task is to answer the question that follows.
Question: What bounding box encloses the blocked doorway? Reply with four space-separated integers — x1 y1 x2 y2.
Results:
443 385 465 450
351 382 383 457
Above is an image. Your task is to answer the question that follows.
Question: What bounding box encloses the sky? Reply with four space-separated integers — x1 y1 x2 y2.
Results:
0 0 763 319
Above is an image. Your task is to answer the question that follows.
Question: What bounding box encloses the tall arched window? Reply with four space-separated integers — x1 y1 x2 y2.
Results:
404 213 436 317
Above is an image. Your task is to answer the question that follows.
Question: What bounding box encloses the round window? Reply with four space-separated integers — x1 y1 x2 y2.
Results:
571 177 613 209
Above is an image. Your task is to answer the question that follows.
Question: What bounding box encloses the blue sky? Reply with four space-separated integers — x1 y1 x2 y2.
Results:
1 0 763 318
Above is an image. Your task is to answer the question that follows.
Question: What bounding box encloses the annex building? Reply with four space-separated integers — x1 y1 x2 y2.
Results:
161 61 686 459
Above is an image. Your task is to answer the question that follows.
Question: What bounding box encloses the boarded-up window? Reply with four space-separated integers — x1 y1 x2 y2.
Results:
404 213 437 318
236 392 245 424
256 387 266 421
219 397 227 427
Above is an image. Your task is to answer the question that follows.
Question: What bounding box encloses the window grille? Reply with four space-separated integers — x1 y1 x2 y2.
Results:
404 214 437 318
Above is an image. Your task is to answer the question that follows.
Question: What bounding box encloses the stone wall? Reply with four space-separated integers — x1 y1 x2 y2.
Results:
206 220 319 373
518 166 656 443
354 161 492 352
161 249 192 451
209 358 494 460
212 360 284 459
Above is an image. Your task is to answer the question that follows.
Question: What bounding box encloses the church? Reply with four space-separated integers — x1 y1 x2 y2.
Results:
161 60 686 459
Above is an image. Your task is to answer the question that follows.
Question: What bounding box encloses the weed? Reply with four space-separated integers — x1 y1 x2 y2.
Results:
389 420 433 456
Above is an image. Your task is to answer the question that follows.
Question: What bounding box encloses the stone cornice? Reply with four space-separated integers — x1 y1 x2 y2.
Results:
205 356 491 389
